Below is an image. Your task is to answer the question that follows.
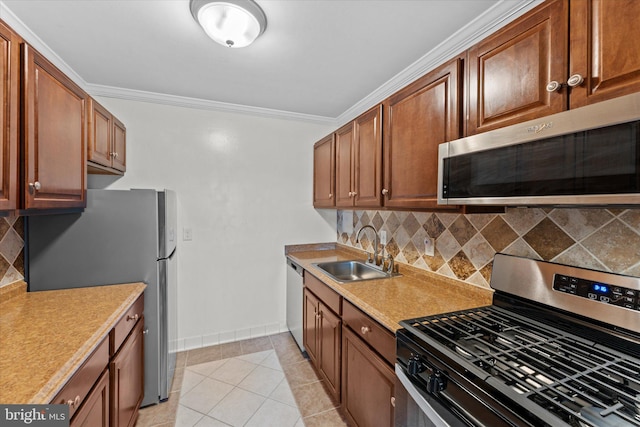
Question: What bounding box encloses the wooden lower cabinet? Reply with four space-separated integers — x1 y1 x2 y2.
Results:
71 369 110 427
110 316 144 427
303 287 341 402
342 326 395 427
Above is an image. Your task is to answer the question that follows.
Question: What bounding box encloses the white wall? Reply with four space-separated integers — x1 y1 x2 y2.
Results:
90 97 336 350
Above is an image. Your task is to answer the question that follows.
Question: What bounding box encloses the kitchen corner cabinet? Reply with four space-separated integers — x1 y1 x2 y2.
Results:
88 98 126 175
22 44 87 210
335 104 383 208
313 134 335 208
0 20 19 211
382 57 464 210
303 273 342 402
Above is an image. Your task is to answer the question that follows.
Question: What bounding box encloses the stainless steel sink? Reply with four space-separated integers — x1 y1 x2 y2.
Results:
313 260 399 283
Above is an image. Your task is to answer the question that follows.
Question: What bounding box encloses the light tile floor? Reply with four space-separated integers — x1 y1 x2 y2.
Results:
135 332 349 427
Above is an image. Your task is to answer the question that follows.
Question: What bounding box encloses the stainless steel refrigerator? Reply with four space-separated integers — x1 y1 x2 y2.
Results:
27 189 178 407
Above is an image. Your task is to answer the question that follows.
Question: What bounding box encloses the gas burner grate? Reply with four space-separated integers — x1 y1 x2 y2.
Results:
403 306 640 427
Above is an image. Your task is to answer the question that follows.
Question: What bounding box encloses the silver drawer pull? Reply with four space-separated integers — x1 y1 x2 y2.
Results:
127 314 139 321
361 326 371 335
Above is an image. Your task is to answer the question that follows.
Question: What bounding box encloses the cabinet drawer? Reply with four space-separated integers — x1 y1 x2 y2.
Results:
342 300 395 365
110 294 144 355
305 273 341 315
52 337 109 420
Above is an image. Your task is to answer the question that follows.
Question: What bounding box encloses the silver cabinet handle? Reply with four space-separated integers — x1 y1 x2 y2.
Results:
127 313 139 321
329 193 332 198
382 188 389 195
546 81 562 92
28 181 41 194
361 326 371 335
567 74 584 87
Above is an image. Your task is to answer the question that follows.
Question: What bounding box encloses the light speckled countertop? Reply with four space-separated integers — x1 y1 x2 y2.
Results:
286 243 493 332
0 281 146 404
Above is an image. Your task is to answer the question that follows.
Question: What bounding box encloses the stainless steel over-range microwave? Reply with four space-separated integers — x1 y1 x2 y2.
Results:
437 92 640 206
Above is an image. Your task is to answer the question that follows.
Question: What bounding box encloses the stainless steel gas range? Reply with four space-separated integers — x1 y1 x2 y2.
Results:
395 253 640 427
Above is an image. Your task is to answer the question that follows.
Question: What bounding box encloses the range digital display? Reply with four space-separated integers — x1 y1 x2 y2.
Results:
592 284 609 294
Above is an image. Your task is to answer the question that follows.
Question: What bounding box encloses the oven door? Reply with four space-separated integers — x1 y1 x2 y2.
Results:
395 364 468 427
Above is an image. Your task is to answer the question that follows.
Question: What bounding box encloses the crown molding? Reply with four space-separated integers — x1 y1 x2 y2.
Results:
335 0 545 127
0 1 89 91
87 83 336 124
1 0 543 126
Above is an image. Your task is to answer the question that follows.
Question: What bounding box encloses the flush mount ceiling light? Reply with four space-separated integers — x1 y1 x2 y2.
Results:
190 0 267 48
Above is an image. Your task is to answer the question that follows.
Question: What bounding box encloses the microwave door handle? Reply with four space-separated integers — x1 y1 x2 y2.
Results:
395 364 452 427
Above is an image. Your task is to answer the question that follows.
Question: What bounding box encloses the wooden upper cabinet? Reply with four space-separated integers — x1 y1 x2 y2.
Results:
335 105 383 208
0 21 19 212
467 0 568 134
88 99 113 168
383 58 463 209
22 44 86 210
569 0 640 108
112 117 126 172
313 134 335 208
335 122 355 207
88 98 126 174
353 105 383 207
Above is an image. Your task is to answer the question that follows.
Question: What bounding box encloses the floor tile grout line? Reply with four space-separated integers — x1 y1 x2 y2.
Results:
181 348 302 426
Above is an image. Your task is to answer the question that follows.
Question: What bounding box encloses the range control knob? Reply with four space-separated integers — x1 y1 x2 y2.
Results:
427 371 447 393
407 356 425 376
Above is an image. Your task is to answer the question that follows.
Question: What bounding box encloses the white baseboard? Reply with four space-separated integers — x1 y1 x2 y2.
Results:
175 322 290 352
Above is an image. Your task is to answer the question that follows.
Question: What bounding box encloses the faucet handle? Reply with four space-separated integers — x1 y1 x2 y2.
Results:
385 254 395 274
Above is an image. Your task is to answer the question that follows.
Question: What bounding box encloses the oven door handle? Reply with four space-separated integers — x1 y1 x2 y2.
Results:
395 364 452 427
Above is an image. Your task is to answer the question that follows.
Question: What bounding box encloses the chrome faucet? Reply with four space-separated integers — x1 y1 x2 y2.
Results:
356 225 380 266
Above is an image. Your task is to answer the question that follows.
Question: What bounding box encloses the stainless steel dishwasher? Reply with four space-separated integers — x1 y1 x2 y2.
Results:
286 258 305 353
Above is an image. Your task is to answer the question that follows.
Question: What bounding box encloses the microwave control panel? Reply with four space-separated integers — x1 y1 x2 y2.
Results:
553 274 639 311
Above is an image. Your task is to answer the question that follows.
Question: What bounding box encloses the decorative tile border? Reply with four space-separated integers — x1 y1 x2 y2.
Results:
338 208 640 288
0 215 25 288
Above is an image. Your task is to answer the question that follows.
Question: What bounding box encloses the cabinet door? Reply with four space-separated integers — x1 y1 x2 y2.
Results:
342 326 395 427
335 122 354 207
319 303 341 402
110 319 144 427
0 21 19 211
569 0 640 108
112 116 126 172
353 104 382 208
467 0 568 134
313 134 335 208
383 58 463 210
88 98 113 168
303 289 319 365
71 369 109 427
22 44 87 210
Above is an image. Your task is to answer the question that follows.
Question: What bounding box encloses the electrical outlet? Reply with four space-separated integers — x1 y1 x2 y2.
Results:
424 236 435 257
380 230 387 245
183 227 193 241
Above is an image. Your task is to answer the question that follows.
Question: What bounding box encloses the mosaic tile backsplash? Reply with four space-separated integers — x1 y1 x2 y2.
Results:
338 208 640 288
0 215 25 287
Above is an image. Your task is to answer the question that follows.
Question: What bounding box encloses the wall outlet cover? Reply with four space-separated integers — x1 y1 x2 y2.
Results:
424 236 435 257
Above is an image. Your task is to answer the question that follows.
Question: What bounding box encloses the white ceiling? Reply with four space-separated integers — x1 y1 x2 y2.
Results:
1 0 540 123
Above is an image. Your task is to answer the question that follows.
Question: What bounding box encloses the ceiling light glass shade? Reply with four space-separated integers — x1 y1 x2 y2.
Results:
190 0 267 48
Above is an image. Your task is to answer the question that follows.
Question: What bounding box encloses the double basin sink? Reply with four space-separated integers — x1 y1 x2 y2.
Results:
313 260 400 283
